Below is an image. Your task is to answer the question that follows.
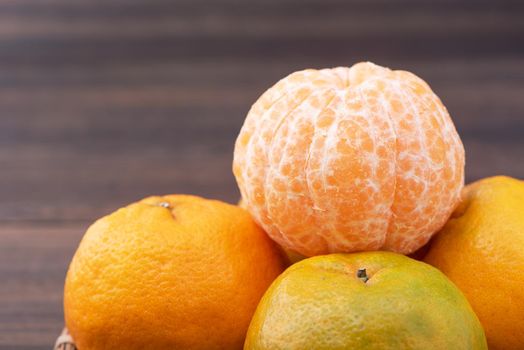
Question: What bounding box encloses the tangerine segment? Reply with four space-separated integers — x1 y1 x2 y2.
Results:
233 62 465 257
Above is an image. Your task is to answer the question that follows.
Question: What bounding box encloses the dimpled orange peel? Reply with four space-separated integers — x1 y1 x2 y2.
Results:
233 62 465 257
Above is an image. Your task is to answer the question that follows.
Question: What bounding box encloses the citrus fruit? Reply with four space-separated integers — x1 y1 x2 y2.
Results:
240 197 304 264
424 176 524 350
245 252 487 350
233 62 465 257
64 195 287 350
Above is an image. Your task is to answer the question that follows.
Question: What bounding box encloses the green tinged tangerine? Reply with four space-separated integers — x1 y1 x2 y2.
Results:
244 252 487 350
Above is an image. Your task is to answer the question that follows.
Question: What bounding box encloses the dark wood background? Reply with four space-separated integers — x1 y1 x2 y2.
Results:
0 1 523 349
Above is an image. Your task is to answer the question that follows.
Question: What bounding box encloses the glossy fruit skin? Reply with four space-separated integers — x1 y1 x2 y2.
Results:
425 176 524 350
64 195 287 350
245 252 487 350
234 62 464 257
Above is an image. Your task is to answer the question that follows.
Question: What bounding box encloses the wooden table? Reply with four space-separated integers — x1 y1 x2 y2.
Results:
1 1 523 349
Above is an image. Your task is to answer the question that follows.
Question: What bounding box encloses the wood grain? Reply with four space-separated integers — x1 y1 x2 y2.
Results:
0 225 84 350
0 1 522 349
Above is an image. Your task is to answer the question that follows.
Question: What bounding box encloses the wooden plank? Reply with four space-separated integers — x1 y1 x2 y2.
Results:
0 1 520 65
0 225 84 350
0 59 523 222
2 139 522 224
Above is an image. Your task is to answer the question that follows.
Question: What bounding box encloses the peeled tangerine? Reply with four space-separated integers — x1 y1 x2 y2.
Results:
233 62 465 257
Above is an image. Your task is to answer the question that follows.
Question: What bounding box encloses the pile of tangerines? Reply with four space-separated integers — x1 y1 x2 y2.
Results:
63 62 523 350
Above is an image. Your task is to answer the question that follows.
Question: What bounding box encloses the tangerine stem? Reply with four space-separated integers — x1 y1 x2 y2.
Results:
357 268 369 283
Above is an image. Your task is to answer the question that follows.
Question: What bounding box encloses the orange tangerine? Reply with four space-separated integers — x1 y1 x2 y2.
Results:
424 176 524 350
233 62 465 257
64 195 287 350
